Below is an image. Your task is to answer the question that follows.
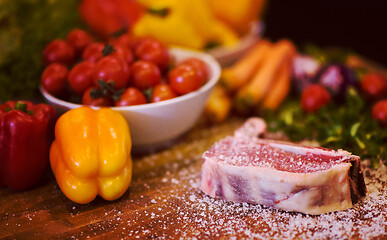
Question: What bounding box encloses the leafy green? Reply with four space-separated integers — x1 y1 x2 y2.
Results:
264 87 387 168
0 0 85 102
303 43 353 64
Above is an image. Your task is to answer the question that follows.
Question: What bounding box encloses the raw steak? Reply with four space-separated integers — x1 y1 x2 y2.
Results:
200 118 366 215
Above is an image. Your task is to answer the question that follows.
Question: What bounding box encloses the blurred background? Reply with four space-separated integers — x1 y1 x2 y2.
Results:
264 0 387 65
0 0 386 101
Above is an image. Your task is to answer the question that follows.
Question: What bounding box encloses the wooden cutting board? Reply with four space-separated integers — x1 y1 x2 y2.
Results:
0 118 386 239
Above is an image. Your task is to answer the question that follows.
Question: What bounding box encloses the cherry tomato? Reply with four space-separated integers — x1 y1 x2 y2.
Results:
128 36 153 52
361 73 387 100
110 34 137 51
115 87 147 106
372 100 387 126
68 61 95 95
135 38 170 70
43 39 75 66
41 63 69 97
131 60 161 90
169 64 203 95
112 43 134 65
82 42 105 63
151 83 177 103
180 58 209 86
66 28 93 57
82 87 114 106
301 84 331 112
93 55 130 89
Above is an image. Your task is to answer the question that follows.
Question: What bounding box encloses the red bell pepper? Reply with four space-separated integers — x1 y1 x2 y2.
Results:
0 101 56 190
79 0 145 38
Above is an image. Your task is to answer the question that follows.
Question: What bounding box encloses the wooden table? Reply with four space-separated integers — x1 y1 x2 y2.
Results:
1 118 386 239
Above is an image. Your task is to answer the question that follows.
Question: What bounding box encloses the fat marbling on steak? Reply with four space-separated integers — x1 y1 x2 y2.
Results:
200 118 366 215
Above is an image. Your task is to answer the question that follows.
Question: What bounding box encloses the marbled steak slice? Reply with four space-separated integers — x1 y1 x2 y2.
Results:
200 118 366 215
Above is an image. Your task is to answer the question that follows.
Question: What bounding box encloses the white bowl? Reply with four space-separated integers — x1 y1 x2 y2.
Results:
207 21 264 67
41 48 221 151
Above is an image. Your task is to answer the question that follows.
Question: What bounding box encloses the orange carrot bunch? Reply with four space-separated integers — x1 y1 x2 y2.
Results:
205 39 297 123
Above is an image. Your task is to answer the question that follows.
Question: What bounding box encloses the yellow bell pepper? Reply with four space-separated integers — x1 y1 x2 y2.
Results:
134 0 239 49
50 107 132 204
208 0 266 35
134 1 205 49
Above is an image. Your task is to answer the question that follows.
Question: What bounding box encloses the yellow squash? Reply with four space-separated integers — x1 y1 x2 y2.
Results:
204 85 232 124
50 107 132 204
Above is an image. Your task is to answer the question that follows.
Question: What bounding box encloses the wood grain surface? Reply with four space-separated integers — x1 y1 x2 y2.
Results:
0 118 386 239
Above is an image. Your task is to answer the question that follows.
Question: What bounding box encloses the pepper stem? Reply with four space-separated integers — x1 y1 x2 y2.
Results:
147 8 170 17
14 102 33 115
14 102 28 112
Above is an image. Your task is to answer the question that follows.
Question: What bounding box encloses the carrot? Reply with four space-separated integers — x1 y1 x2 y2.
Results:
261 56 292 110
204 85 232 123
220 39 272 91
234 39 296 113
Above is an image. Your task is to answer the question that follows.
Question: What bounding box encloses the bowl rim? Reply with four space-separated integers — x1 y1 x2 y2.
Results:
206 20 264 56
40 47 221 111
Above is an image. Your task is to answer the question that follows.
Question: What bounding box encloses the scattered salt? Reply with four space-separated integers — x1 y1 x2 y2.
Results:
119 158 386 239
2 120 385 239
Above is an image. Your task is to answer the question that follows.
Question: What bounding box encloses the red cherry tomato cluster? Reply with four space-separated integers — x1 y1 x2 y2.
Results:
360 73 387 126
41 29 209 107
300 71 387 127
